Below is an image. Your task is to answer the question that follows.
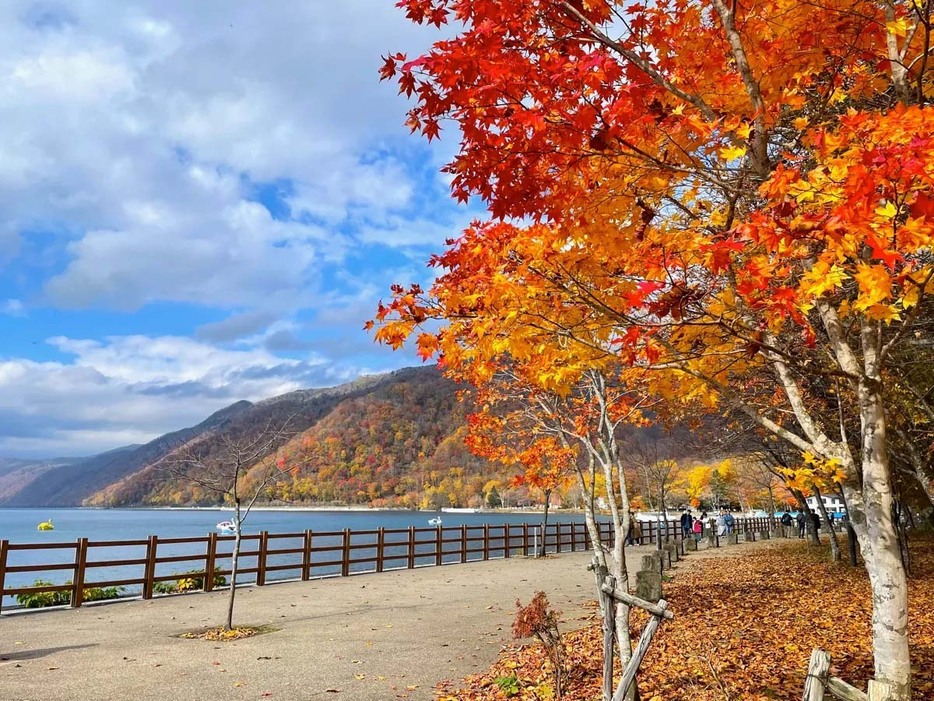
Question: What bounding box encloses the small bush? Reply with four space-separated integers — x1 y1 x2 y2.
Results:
514 591 564 698
494 674 520 697
154 570 227 595
15 579 124 608
15 580 71 608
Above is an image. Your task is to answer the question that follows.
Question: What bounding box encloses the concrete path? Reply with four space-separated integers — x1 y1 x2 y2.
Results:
0 545 660 701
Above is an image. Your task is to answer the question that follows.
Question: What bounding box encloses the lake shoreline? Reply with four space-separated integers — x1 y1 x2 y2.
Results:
5 504 563 515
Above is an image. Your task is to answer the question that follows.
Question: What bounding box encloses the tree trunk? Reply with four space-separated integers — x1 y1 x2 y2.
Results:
540 489 552 557
839 488 859 566
226 503 242 631
813 487 841 562
846 379 911 700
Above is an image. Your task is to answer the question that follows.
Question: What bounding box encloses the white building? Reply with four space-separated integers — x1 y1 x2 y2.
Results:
806 494 846 515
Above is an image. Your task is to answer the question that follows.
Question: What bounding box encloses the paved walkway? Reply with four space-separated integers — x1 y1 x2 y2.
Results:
0 545 661 701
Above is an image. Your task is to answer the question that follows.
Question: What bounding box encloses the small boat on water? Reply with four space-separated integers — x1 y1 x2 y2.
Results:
37 518 54 531
216 519 238 533
428 517 443 526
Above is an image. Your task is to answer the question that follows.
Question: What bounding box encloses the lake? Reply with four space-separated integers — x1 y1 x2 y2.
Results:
0 507 588 607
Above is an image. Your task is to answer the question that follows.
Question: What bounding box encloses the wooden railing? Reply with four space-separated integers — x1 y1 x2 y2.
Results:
0 516 776 613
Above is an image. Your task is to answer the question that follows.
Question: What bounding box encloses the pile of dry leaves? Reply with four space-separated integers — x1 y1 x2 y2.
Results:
438 538 934 700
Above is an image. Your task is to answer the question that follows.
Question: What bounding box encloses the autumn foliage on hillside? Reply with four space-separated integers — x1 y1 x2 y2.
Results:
439 540 934 701
253 372 499 507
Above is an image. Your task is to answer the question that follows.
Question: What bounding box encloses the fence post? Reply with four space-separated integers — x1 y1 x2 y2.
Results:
141 535 157 600
483 524 490 560
204 533 217 592
556 523 563 553
71 537 89 608
460 525 468 563
571 522 578 552
302 529 312 581
0 539 8 613
257 531 269 585
376 527 385 573
435 526 443 566
523 523 530 556
407 526 416 569
341 528 351 577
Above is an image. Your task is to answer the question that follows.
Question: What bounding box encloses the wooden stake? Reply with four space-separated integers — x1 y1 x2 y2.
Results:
826 677 868 701
802 648 830 701
601 581 674 620
602 575 615 701
612 599 668 701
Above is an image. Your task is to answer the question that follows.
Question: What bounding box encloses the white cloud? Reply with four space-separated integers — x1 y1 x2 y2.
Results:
0 1 462 456
2 299 25 316
0 333 336 456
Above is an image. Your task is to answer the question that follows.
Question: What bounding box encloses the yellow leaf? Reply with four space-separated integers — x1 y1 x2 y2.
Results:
875 201 898 219
886 18 911 37
720 144 747 161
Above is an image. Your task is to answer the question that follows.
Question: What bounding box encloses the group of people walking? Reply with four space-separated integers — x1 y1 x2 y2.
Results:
681 508 736 538
623 507 844 547
779 509 841 537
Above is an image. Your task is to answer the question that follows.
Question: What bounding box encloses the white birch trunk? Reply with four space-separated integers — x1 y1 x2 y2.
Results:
846 380 911 700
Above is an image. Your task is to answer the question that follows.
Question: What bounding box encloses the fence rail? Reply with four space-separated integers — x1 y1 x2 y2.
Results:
0 516 775 613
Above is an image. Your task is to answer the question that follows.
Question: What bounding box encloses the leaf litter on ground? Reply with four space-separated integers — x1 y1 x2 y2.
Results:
436 537 934 700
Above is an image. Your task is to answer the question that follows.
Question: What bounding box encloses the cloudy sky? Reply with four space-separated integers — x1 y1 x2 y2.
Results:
0 1 469 457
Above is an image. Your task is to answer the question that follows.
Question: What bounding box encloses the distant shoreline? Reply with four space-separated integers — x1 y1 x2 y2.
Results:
5 504 561 515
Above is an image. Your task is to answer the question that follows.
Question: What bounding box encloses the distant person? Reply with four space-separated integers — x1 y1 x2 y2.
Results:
811 512 820 536
680 510 693 539
724 511 735 535
780 511 793 536
631 517 643 545
626 511 638 546
795 511 806 538
826 512 835 531
717 510 728 536
692 517 703 542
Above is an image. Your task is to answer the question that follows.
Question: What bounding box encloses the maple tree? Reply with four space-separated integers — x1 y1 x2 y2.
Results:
462 364 650 686
374 0 933 695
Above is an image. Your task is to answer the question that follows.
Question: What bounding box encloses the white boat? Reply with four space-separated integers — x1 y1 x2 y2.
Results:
428 517 443 526
216 519 238 533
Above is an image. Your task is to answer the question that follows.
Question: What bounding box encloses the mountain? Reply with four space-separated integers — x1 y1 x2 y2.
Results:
0 457 83 503
0 402 254 507
77 366 503 509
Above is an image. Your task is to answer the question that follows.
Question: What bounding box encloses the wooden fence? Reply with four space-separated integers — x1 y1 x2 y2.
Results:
0 516 775 613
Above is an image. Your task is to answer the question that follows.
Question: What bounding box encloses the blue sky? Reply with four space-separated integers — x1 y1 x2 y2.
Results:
0 1 470 457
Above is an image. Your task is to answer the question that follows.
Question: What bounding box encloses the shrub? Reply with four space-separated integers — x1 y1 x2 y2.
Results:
15 580 71 608
154 570 227 595
15 580 124 608
513 591 564 698
494 674 520 697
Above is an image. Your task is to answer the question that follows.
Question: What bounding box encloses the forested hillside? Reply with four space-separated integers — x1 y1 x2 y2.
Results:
250 370 501 508
84 367 512 508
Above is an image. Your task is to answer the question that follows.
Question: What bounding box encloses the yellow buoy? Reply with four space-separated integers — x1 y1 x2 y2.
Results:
37 518 54 531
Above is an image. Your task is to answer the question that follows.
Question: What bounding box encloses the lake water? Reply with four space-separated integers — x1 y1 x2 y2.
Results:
0 508 589 608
